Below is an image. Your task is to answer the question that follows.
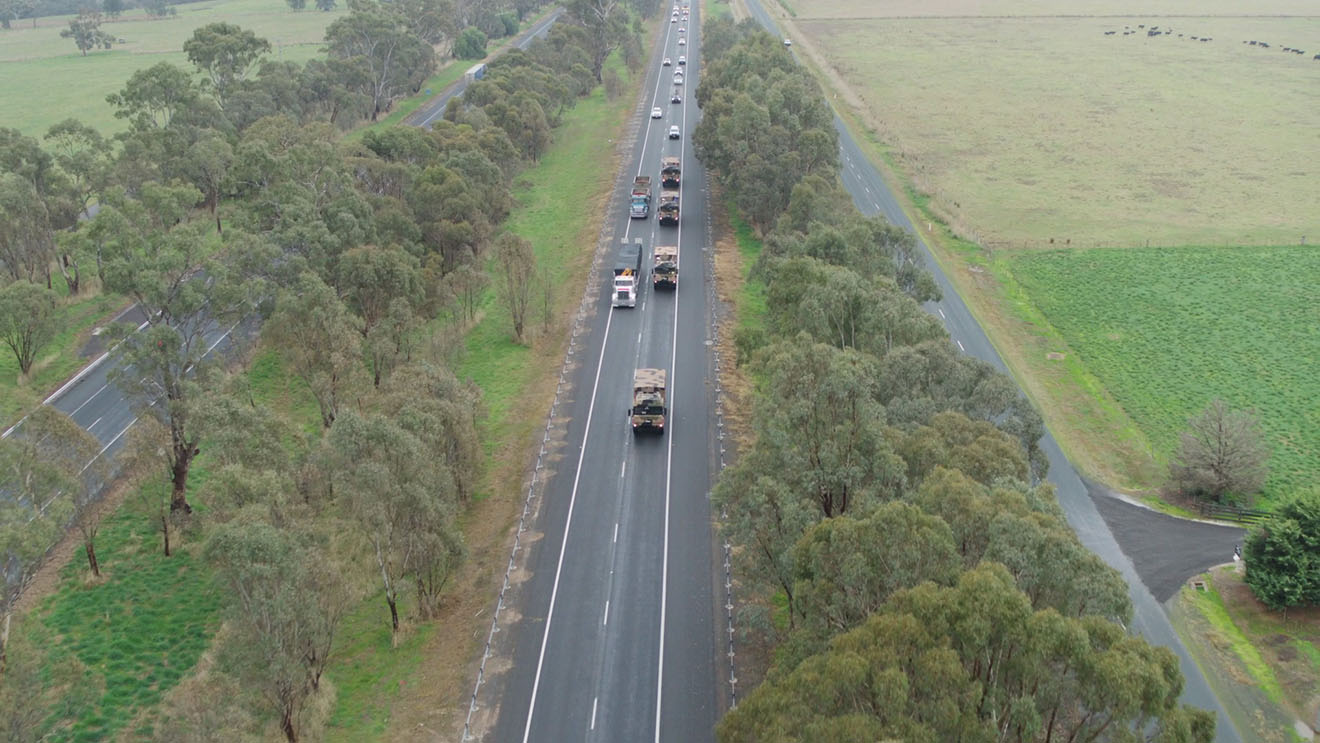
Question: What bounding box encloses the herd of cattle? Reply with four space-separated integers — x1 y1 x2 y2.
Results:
1103 24 1320 60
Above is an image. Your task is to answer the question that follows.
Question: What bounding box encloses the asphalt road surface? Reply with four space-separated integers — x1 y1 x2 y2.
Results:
740 1 1243 740
483 7 719 743
407 8 566 130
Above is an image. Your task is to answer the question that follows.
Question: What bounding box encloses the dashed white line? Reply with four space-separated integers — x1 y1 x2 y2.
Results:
88 416 103 431
957 339 966 352
591 697 598 731
603 600 610 626
938 308 946 319
621 460 627 478
613 523 619 543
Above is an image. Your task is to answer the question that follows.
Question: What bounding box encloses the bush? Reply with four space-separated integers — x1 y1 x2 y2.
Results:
601 67 623 100
454 27 488 59
1244 490 1320 610
499 12 518 37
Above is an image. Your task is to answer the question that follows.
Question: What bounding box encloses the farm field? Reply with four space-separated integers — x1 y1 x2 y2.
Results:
0 0 344 137
1008 245 1320 501
790 0 1320 247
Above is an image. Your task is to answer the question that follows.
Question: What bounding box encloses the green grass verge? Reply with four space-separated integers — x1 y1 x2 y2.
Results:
1008 245 1320 504
323 593 437 740
0 289 120 426
0 0 340 137
344 63 469 141
1185 582 1288 707
33 510 223 742
457 53 640 451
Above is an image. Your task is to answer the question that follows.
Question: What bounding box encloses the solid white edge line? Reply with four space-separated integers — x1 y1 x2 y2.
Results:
521 306 617 743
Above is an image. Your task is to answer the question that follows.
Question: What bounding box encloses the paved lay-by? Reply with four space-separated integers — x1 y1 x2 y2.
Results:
739 0 1242 739
482 6 718 742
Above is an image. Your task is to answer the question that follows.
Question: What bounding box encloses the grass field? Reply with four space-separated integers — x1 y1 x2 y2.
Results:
792 0 1320 247
0 0 343 137
1007 245 1320 501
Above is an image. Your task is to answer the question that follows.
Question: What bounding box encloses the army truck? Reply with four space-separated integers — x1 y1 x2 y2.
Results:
653 245 677 290
612 238 644 308
657 189 680 226
630 368 667 434
660 156 681 188
630 176 652 219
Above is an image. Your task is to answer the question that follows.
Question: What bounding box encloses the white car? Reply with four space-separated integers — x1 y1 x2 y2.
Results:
671 15 677 22
679 27 685 33
663 57 672 66
651 107 663 119
668 125 681 139
783 38 792 46
673 72 684 84
678 37 686 46
678 55 686 65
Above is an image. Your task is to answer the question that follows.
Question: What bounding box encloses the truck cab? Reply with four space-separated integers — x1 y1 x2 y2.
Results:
612 238 644 308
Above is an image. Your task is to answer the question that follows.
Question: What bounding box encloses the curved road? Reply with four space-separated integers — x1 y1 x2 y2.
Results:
481 7 719 743
740 0 1242 740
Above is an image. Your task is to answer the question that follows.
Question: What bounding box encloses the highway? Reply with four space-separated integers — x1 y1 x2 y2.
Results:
739 0 1242 740
481 5 719 742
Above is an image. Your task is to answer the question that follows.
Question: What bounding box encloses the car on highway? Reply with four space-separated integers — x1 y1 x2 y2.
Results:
663 57 671 66
668 125 681 139
783 38 792 46
678 55 686 65
651 107 663 119
670 15 677 22
677 37 686 45
671 92 682 103
678 26 685 33
673 72 683 84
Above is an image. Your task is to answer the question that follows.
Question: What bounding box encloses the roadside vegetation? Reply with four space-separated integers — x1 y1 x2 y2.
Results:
0 0 657 740
699 19 1213 741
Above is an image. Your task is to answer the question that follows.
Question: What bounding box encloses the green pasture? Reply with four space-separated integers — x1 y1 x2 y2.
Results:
1008 244 1320 502
0 0 342 137
795 0 1320 247
32 510 223 742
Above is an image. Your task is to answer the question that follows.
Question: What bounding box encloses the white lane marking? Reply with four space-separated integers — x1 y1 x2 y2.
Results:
653 30 694 732
623 20 680 241
591 697 598 731
88 416 103 431
68 383 110 417
938 308 946 319
621 460 627 479
81 416 138 474
603 600 610 626
613 523 619 543
522 307 618 743
957 340 966 352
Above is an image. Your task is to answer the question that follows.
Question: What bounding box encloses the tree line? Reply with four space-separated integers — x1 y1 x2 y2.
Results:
0 4 646 739
695 19 1215 742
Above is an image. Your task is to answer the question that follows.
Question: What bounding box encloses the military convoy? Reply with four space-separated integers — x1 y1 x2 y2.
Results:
613 238 644 308
660 156 680 188
657 190 680 226
652 245 677 289
630 368 667 434
630 176 652 219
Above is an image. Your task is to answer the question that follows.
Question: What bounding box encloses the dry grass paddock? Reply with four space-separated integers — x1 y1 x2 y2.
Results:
792 0 1320 247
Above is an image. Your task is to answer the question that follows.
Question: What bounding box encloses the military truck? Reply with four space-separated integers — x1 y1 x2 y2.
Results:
630 176 652 219
657 189 680 226
612 238 644 308
660 156 681 188
630 368 667 434
653 245 677 290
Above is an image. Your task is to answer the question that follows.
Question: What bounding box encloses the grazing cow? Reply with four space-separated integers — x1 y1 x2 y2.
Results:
1283 47 1292 52
1201 38 1211 42
1296 49 1306 54
1314 53 1320 60
1249 40 1257 45
1261 42 1270 48
1105 30 1116 35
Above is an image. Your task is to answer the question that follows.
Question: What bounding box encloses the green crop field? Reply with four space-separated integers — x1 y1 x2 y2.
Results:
0 0 343 137
791 0 1320 247
1008 245 1320 501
